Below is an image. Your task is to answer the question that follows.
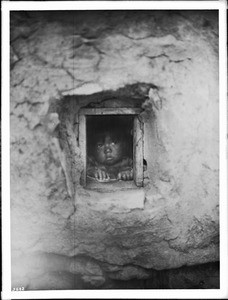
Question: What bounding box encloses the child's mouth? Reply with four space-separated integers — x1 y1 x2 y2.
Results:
106 157 113 161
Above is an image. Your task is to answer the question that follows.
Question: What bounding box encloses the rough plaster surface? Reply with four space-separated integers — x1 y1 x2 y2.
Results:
10 11 219 289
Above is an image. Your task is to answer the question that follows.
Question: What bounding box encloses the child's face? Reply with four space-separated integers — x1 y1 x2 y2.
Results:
94 133 124 166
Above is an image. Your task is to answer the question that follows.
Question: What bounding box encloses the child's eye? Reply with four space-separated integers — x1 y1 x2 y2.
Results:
111 140 118 145
97 143 103 148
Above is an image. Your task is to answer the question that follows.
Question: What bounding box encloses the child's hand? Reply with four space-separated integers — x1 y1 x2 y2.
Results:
117 169 133 181
94 169 110 181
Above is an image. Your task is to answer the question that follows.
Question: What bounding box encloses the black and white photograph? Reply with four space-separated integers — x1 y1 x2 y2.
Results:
2 1 227 299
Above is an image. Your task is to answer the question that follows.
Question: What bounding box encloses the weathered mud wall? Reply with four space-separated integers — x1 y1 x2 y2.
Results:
10 11 219 289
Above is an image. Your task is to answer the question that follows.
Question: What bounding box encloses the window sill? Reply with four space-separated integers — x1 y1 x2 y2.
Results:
81 186 145 212
85 178 139 193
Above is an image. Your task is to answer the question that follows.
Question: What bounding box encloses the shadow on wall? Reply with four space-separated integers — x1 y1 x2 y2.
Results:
21 261 219 290
106 262 219 290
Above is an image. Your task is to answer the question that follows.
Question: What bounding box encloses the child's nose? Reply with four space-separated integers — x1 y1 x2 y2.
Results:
104 144 112 153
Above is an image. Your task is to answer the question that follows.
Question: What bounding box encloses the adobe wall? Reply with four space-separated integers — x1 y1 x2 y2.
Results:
10 11 219 289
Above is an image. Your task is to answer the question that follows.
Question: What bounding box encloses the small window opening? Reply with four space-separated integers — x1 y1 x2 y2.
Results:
79 108 144 188
87 115 133 182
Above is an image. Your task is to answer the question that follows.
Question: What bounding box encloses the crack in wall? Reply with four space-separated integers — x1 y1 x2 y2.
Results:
146 53 192 64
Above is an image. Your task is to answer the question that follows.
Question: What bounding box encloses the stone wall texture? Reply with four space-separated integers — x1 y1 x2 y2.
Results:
10 10 219 289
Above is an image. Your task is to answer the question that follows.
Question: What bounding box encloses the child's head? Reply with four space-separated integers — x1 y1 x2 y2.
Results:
93 130 126 166
87 116 133 165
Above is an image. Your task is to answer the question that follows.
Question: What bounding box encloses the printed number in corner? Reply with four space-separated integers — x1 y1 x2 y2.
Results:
12 287 25 291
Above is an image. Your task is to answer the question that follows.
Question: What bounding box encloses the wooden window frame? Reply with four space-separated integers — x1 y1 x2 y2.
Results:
79 108 144 187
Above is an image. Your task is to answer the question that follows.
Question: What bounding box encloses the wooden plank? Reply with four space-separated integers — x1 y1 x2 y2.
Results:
79 108 141 116
133 116 144 187
79 114 86 186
